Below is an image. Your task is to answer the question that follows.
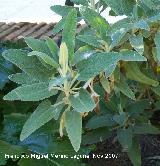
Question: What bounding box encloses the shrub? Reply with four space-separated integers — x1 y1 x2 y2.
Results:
1 0 160 165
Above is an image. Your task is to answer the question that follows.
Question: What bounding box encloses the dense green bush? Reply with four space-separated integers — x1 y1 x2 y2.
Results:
1 0 160 165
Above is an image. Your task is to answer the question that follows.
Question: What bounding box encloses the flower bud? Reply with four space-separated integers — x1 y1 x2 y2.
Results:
59 42 69 76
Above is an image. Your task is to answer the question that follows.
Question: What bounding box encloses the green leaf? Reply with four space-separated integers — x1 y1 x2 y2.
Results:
45 37 59 61
76 35 103 48
3 82 57 101
127 99 150 117
24 37 51 55
141 0 154 9
132 4 144 20
69 89 96 113
133 124 160 134
0 140 25 163
117 127 133 149
74 46 97 64
120 50 146 61
52 17 66 35
127 137 141 166
148 13 160 22
64 110 82 152
113 112 126 125
2 49 54 81
105 63 117 78
0 60 12 76
77 52 120 80
77 51 146 81
1 113 28 143
134 19 150 31
110 27 129 49
103 0 124 15
100 77 111 93
0 56 13 89
28 51 58 68
129 34 144 55
49 76 66 91
0 159 6 165
18 158 54 166
151 85 160 97
104 0 135 16
125 62 159 87
109 19 149 48
81 7 110 39
20 100 63 141
9 73 39 85
86 114 116 129
121 0 135 16
111 18 149 33
70 0 88 5
62 9 77 61
110 18 131 33
50 5 76 17
82 127 111 145
154 31 160 62
115 79 135 100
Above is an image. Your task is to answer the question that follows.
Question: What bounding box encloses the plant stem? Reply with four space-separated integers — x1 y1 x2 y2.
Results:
54 101 64 107
69 73 79 88
90 0 95 10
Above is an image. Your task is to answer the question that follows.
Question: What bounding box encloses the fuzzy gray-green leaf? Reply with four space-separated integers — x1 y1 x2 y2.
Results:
9 73 39 85
86 114 116 129
129 34 144 55
77 51 146 80
154 31 160 62
69 89 96 113
70 0 88 5
133 124 160 134
49 76 66 91
25 37 51 55
65 110 82 152
77 52 120 80
76 35 103 48
117 127 133 149
45 37 59 61
62 9 77 61
51 5 75 17
3 82 57 101
28 51 58 68
115 80 136 100
81 7 110 39
103 0 124 15
52 17 66 35
120 51 146 61
2 49 54 81
20 100 63 141
127 138 141 166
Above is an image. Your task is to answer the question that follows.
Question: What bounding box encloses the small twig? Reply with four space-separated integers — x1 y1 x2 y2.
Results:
69 73 79 88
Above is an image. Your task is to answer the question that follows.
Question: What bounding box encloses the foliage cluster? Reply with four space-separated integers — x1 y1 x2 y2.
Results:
0 0 160 165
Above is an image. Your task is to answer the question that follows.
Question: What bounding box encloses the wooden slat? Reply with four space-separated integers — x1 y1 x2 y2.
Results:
0 23 26 40
0 22 83 42
31 23 55 38
0 23 15 33
21 22 46 37
0 22 5 27
5 23 36 41
40 30 53 39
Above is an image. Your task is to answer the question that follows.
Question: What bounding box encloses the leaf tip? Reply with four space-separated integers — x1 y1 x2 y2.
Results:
20 133 26 142
3 94 11 101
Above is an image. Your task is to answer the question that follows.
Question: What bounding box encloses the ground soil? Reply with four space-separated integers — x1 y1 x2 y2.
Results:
87 134 160 166
86 110 160 166
87 136 132 166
